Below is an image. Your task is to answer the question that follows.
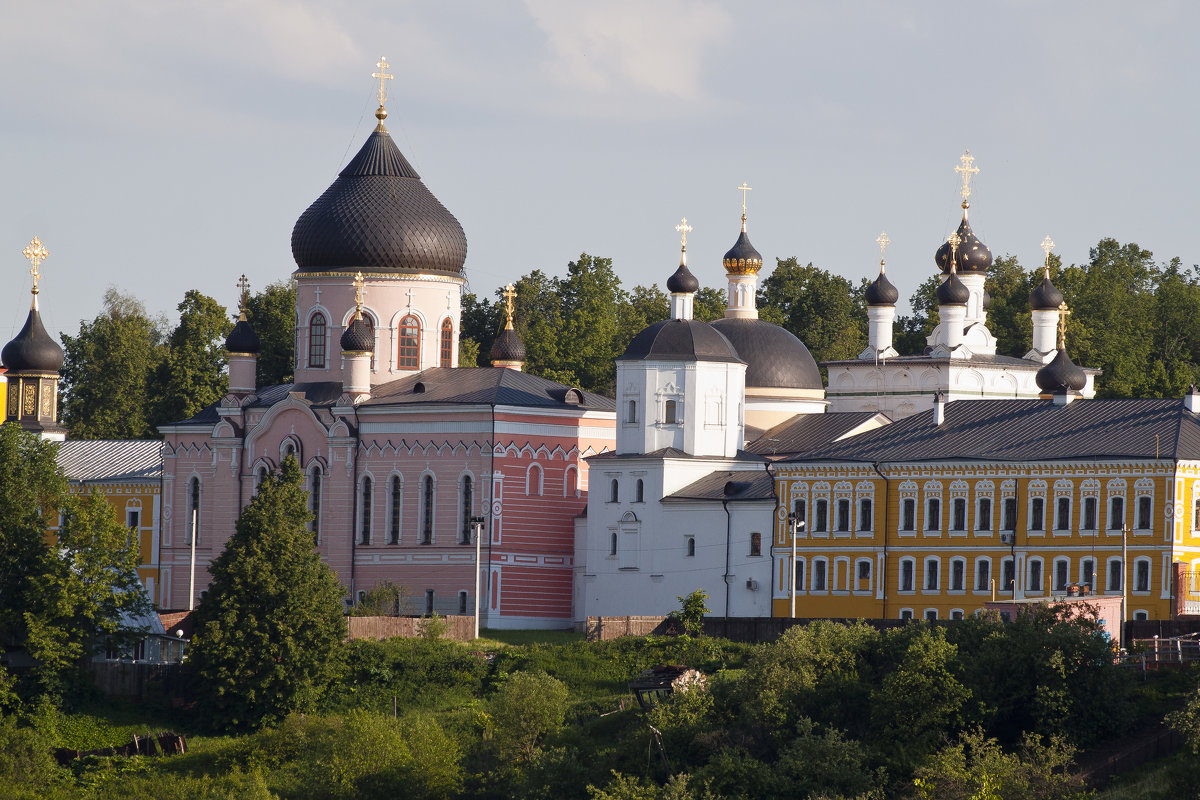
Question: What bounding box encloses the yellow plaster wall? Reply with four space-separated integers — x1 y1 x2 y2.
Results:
56 482 161 604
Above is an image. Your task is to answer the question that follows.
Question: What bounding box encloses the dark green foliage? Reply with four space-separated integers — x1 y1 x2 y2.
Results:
487 671 569 762
244 279 297 388
668 590 710 637
910 729 1089 800
758 258 866 364
153 290 229 426
189 457 346 732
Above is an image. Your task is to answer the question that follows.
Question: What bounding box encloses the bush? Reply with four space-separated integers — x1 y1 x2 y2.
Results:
0 713 57 792
488 671 569 762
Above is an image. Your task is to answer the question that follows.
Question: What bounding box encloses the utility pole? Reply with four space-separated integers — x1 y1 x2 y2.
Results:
471 516 486 639
188 506 198 611
1122 525 1129 644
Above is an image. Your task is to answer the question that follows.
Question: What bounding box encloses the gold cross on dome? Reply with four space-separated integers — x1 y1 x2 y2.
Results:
502 283 517 329
675 217 692 249
737 183 752 216
1040 235 1055 267
353 271 365 316
876 231 890 264
955 150 980 202
236 274 251 320
23 236 48 292
372 57 394 108
1057 301 1071 348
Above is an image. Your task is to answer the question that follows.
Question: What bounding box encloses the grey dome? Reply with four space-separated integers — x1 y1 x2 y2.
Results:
935 216 993 274
619 319 742 364
710 317 822 390
2 306 63 373
666 262 699 294
864 270 899 306
291 127 467 274
936 272 970 306
225 319 261 355
340 316 375 353
490 328 526 363
1036 347 1087 393
1029 275 1064 311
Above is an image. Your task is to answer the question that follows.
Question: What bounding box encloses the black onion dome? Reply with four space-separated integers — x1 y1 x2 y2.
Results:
666 262 699 294
2 306 64 372
225 319 261 354
340 316 375 353
1036 347 1087 393
723 230 763 274
291 127 468 274
936 272 970 306
864 270 899 306
490 328 526 363
1029 275 1064 311
619 319 742 364
935 217 993 273
710 317 823 390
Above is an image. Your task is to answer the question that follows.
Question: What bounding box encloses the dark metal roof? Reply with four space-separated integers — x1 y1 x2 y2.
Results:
57 440 162 482
745 411 888 457
618 319 743 364
589 447 767 462
709 317 822 390
780 397 1200 464
664 470 776 502
365 368 615 410
2 305 64 373
225 319 261 354
935 214 993 273
821 352 1100 374
291 126 468 275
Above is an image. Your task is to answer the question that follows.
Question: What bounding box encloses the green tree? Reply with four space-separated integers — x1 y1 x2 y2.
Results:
488 670 569 762
693 286 727 322
911 729 1088 800
460 291 502 367
557 254 626 393
509 270 566 378
155 290 229 425
60 288 167 439
894 275 941 356
668 590 710 637
189 456 346 731
985 255 1036 359
245 279 297 387
759 258 865 364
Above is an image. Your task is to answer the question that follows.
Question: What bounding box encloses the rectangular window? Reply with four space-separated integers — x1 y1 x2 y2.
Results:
1083 497 1097 530
951 559 965 592
925 609 938 621
857 560 871 589
927 498 940 531
1195 499 1200 529
1028 560 1043 592
1002 558 1015 591
836 499 850 532
458 591 468 614
425 589 435 616
900 609 914 621
1055 497 1071 531
1108 560 1122 591
951 610 964 620
813 560 827 591
902 498 915 531
1136 560 1150 592
1082 558 1095 589
977 498 992 531
793 499 806 525
1137 496 1152 529
127 510 140 529
815 500 828 532
1003 497 1017 531
794 559 805 591
1110 497 1125 529
900 560 914 592
1054 559 1069 591
976 560 990 592
1030 497 1044 530
925 559 939 591
953 498 966 531
858 498 872 531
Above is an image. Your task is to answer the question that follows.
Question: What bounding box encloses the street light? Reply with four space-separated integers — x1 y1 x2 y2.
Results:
469 516 486 640
788 513 805 618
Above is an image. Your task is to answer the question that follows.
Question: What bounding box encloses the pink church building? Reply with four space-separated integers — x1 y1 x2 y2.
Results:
158 89 614 628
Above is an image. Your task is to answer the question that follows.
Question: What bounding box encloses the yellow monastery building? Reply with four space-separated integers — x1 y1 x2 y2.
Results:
772 390 1200 622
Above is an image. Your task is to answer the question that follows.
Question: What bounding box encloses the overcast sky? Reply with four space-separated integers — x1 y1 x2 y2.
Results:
2 1 1195 344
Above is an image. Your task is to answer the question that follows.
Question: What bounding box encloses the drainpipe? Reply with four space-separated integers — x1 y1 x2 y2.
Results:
722 496 733 621
350 404 361 608
767 460 778 618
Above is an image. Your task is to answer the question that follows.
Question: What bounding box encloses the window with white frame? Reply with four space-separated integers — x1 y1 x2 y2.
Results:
1029 480 1047 531
924 609 938 621
899 608 914 621
1080 557 1095 590
526 464 543 496
1106 558 1123 592
1053 557 1069 591
1136 495 1152 530
1027 558 1043 592
855 559 871 591
977 497 992 532
926 498 941 532
359 476 373 545
950 558 966 592
899 558 915 592
310 467 323 543
459 475 473 544
794 557 805 590
1134 557 1151 592
626 399 637 423
1001 557 1015 592
814 498 829 533
421 475 434 544
858 498 873 531
901 498 916 531
1082 496 1098 531
1133 610 1149 621
924 557 940 591
686 537 695 557
388 474 401 545
813 558 828 591
952 498 967 532
1107 479 1127 530
975 558 991 592
1054 495 1071 532
635 479 644 503
1002 497 1017 531
950 609 964 620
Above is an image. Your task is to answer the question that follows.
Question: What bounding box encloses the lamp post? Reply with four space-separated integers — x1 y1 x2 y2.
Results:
188 506 198 611
788 514 805 618
470 516 486 640
1122 525 1129 644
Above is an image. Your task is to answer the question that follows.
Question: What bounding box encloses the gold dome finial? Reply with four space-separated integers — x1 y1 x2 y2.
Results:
876 231 890 271
1040 235 1055 279
372 57 394 123
1057 301 1071 349
675 217 692 265
22 236 48 308
236 274 251 322
737 182 752 232
947 232 961 275
501 283 517 331
954 150 979 212
353 271 365 320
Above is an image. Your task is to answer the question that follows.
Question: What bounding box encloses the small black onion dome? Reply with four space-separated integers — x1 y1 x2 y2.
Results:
710 317 822 390
935 216 993 273
666 262 699 294
2 306 64 372
490 327 526 363
225 319 261 354
936 272 970 306
723 229 763 274
1029 274 1064 311
340 316 375 353
618 319 743 364
291 127 468 274
1036 347 1087 393
864 270 899 306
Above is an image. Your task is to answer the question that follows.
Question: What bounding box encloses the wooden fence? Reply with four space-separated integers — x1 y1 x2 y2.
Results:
585 616 910 643
346 615 476 643
87 662 185 699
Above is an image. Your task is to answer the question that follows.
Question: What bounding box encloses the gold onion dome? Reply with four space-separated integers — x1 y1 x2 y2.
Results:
722 216 763 275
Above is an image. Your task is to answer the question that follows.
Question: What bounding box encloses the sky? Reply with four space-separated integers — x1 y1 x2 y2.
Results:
2 1 1197 344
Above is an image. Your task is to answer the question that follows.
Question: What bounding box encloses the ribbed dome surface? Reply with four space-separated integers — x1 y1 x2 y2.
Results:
864 271 899 306
490 328 526 363
340 317 375 353
291 127 468 274
2 306 64 372
666 262 699 294
710 317 822 390
936 272 970 306
1029 275 1064 311
935 216 993 273
619 319 742 364
225 319 261 354
723 230 763 274
1036 347 1087 393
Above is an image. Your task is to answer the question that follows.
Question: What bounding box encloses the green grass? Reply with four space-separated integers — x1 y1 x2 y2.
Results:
476 628 584 648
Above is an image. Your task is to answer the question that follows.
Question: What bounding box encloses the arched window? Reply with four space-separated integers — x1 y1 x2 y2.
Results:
686 537 695 557
256 465 268 490
360 477 372 545
635 479 644 503
526 464 543 496
610 479 619 503
421 476 434 544
564 466 578 497
626 400 637 423
389 476 402 545
440 319 453 368
310 468 322 543
308 313 327 368
188 477 201 544
460 476 473 544
398 315 421 370
664 399 678 425
749 532 761 556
